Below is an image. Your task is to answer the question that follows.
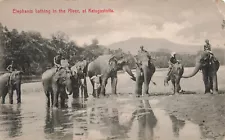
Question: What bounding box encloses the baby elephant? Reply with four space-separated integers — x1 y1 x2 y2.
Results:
90 74 102 97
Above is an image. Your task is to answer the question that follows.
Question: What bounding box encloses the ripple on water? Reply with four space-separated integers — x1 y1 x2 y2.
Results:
71 98 206 140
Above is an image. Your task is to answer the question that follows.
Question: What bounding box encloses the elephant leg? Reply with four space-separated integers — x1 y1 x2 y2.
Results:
97 88 101 97
45 90 50 107
175 78 181 94
79 85 84 98
135 67 143 96
111 77 117 95
50 88 54 106
73 86 79 99
60 91 68 108
16 84 21 104
83 78 88 98
100 77 108 97
177 83 182 93
1 88 8 104
164 75 170 86
171 80 175 94
90 78 95 97
9 87 14 104
202 70 210 94
52 84 59 108
143 66 151 95
212 73 219 94
209 76 213 93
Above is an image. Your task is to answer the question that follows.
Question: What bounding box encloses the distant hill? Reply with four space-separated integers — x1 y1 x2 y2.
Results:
107 37 203 54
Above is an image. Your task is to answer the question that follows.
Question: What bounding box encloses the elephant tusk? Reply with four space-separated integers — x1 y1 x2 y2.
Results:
65 88 72 95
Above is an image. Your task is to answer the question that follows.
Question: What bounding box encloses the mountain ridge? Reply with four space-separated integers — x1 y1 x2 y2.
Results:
107 37 204 54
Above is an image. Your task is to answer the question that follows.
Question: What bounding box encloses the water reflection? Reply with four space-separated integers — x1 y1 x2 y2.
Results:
169 115 185 138
74 99 158 140
44 107 73 140
71 98 87 110
89 106 134 139
133 99 158 140
0 104 22 138
72 98 207 140
0 95 212 140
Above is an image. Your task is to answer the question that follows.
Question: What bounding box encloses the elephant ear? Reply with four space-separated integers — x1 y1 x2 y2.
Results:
81 60 88 72
199 53 210 66
108 58 118 71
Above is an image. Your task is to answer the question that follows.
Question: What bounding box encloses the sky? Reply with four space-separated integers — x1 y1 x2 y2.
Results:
0 0 225 47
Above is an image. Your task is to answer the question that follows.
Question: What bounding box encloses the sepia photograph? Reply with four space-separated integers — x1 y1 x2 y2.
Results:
0 0 225 140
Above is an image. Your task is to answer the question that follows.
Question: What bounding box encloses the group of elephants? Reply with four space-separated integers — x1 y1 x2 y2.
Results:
0 50 220 109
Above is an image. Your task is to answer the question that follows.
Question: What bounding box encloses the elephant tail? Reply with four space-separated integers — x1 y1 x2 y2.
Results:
151 80 157 85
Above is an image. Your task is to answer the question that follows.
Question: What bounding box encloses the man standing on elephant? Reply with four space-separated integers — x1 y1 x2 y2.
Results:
6 60 16 73
204 39 212 52
138 46 152 61
54 50 65 72
204 39 215 63
139 46 149 54
165 52 178 80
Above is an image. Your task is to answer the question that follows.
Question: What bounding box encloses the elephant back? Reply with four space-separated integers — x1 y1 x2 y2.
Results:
87 55 114 76
97 55 113 64
41 68 57 81
0 73 11 88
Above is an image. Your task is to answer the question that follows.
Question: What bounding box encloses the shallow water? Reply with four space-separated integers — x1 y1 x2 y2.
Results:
0 66 225 140
73 97 204 140
0 94 208 140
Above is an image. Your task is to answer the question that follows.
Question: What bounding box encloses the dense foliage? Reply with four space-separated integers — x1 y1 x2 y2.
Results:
0 23 224 75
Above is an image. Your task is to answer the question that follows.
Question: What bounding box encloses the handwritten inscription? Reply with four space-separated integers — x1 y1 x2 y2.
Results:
12 8 114 14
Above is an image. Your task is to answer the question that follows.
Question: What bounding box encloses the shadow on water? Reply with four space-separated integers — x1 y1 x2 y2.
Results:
0 94 216 140
88 106 134 139
71 98 87 110
169 114 186 138
72 97 212 140
44 107 73 140
0 104 22 138
132 99 158 140
72 99 158 140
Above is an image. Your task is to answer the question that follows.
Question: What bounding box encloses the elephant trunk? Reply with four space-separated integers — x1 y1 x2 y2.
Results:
182 62 201 78
122 65 136 81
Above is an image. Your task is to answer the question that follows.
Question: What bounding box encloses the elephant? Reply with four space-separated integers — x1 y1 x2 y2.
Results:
87 54 136 97
42 66 73 109
134 52 156 97
71 60 89 98
0 73 10 101
0 71 23 104
182 51 220 94
164 62 184 94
